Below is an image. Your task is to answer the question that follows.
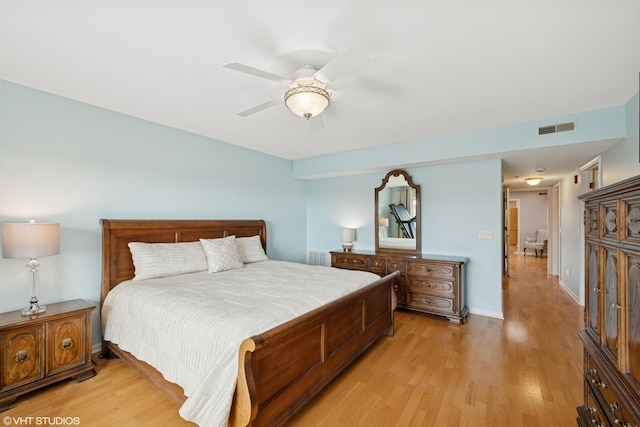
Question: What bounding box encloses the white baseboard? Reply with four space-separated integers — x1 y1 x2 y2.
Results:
559 280 582 306
468 307 504 320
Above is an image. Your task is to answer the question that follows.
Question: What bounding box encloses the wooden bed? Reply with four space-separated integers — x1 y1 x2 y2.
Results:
99 219 397 427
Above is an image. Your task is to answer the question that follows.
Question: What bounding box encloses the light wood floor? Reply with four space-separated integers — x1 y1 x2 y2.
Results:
3 254 584 426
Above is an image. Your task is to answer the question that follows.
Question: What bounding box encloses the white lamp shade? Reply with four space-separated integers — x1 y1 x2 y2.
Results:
341 228 356 242
2 222 60 258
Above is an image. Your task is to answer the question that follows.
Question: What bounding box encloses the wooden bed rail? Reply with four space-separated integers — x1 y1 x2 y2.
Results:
231 272 398 427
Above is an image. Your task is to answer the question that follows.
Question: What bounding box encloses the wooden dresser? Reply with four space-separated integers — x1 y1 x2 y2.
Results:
331 250 469 324
577 175 640 426
0 299 96 411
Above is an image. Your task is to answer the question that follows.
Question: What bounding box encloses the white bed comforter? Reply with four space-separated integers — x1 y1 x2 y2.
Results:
101 260 380 427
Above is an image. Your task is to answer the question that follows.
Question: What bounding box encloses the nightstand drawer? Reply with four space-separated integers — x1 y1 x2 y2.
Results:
47 316 86 376
1 326 44 391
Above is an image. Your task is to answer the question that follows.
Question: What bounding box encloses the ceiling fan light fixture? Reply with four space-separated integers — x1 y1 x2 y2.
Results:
525 177 543 186
284 85 330 118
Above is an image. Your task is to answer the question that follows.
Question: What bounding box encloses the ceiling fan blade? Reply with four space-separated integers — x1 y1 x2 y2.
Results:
314 48 369 83
332 90 388 112
237 98 282 117
309 114 324 132
223 63 290 85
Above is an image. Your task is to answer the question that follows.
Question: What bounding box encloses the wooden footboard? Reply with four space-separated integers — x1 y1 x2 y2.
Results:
230 272 397 427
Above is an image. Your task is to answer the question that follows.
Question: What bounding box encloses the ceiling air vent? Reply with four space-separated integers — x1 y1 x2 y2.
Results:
538 121 575 135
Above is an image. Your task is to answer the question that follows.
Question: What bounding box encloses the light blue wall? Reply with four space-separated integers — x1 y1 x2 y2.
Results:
0 80 306 346
600 93 640 184
307 159 504 317
293 106 626 179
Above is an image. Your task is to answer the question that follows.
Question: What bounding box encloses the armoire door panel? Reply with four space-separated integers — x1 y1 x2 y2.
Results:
603 245 620 364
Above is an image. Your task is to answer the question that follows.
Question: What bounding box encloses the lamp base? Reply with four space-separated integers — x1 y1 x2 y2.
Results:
342 242 354 252
21 303 46 316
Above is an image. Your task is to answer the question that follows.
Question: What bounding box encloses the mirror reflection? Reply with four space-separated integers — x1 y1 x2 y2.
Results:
375 170 421 254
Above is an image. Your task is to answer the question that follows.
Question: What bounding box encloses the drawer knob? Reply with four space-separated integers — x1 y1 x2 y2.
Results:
15 349 29 363
610 403 632 426
61 337 74 350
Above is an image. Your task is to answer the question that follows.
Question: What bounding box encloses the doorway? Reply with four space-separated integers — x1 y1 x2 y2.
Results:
508 201 519 253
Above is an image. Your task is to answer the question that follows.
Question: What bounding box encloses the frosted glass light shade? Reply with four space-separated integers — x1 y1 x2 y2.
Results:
284 86 330 118
525 177 542 186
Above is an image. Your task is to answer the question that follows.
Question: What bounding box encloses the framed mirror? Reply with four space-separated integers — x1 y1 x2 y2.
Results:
375 169 421 254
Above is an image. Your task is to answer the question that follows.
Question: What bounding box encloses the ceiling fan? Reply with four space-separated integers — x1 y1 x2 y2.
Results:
223 48 371 129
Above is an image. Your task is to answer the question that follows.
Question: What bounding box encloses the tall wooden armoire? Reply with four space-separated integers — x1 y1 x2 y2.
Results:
577 174 640 426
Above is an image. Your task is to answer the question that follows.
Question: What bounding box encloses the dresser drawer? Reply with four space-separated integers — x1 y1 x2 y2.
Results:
408 276 454 296
407 292 454 314
582 387 608 427
369 257 387 275
586 359 637 426
386 258 406 273
408 261 455 278
332 254 368 271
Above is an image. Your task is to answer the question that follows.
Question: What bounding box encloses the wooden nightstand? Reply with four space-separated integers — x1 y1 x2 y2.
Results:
0 299 97 411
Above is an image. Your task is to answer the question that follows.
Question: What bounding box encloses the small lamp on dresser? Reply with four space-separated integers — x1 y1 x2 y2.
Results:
2 220 60 316
341 228 356 252
378 217 389 238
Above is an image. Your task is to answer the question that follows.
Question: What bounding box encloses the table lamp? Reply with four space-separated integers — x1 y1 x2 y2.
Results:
341 228 356 252
2 221 60 315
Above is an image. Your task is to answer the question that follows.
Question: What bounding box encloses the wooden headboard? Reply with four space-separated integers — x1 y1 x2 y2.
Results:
100 219 267 306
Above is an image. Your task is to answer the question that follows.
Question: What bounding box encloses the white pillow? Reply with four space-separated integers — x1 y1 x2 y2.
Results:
128 241 208 281
200 236 244 273
236 235 268 263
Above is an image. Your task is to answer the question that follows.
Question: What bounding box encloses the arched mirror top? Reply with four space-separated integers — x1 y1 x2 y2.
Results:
375 169 421 254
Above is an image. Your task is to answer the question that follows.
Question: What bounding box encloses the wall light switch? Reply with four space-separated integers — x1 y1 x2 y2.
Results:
478 231 492 239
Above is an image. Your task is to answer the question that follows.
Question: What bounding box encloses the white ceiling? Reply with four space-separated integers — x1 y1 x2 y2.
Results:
1 1 638 188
